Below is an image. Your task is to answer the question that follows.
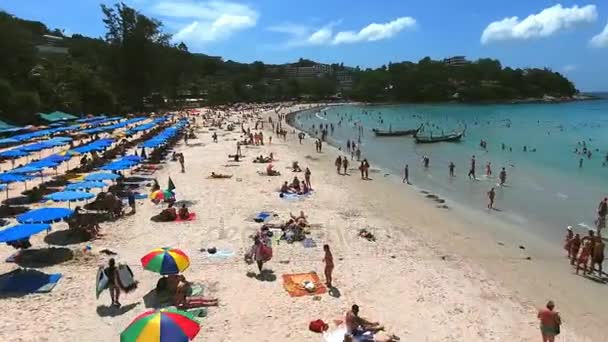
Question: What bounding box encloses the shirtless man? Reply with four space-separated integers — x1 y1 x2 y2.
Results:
591 236 605 277
499 167 507 186
570 233 581 266
487 187 496 209
335 156 342 175
468 155 476 180
345 304 384 338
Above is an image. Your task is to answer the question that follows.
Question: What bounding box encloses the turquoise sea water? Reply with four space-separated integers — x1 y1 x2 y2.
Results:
293 98 608 243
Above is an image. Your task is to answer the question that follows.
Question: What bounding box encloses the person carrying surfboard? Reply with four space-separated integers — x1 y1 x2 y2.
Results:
104 258 121 307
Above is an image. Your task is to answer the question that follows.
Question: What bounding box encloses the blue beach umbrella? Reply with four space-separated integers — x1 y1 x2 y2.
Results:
0 173 34 198
10 165 44 174
84 172 120 182
0 150 29 159
44 191 94 208
0 223 51 243
100 162 135 171
17 208 74 224
64 181 106 191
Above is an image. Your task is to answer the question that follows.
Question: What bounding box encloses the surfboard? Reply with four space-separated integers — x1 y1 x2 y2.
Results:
96 266 108 299
117 264 137 292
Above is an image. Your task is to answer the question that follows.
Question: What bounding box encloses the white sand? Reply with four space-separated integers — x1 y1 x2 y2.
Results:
0 104 599 341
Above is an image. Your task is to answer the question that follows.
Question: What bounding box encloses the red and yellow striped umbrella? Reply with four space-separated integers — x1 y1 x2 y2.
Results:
141 247 189 275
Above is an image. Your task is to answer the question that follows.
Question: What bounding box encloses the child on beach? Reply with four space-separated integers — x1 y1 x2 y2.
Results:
323 244 334 288
576 240 592 275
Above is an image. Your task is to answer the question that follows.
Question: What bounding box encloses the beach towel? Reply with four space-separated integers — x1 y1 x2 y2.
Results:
280 191 313 201
282 272 327 297
205 249 235 260
174 213 197 222
323 326 375 342
0 269 62 294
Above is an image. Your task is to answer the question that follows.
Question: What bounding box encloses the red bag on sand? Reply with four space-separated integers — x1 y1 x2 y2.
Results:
309 319 329 333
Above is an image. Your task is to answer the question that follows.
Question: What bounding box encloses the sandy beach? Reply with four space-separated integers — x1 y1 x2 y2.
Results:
0 104 604 341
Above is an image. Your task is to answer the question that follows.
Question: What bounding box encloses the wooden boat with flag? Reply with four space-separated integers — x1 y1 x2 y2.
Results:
414 130 465 143
373 125 421 137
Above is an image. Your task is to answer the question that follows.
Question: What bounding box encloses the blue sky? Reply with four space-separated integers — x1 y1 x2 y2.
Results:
2 0 608 91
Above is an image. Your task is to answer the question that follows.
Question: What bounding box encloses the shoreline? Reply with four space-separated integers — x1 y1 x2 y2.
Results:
281 103 607 341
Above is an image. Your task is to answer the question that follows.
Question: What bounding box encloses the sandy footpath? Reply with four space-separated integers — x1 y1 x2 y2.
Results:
0 105 594 341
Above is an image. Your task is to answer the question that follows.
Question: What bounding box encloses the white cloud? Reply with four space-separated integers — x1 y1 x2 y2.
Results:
150 0 258 44
270 17 416 48
332 17 416 45
562 64 577 72
590 22 608 48
481 4 597 44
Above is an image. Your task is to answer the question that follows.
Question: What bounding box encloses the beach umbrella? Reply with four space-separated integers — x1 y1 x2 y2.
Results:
0 173 34 195
141 247 190 275
0 223 51 243
150 190 164 201
17 207 74 224
64 181 106 191
44 191 95 208
120 308 200 342
100 162 135 171
10 165 44 174
84 172 120 182
0 150 29 159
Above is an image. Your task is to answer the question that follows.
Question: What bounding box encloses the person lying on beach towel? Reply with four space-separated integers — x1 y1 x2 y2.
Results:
253 153 274 163
156 275 218 308
150 204 177 222
359 229 376 242
209 172 233 179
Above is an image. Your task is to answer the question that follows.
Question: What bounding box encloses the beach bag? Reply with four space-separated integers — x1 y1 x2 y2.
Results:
309 319 328 333
260 244 273 261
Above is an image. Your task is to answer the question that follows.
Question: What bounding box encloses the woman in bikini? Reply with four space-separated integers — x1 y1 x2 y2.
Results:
323 245 334 288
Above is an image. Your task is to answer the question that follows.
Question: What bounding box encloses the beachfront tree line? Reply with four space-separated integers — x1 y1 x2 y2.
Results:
0 3 577 124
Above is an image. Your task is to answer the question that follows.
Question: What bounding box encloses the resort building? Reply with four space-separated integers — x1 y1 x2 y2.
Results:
36 35 69 55
443 56 470 67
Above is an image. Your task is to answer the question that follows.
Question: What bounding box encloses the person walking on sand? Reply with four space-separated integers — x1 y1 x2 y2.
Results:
178 153 185 173
342 156 349 175
359 161 366 179
596 197 607 233
268 136 272 145
104 258 121 307
236 142 242 157
569 233 581 265
403 164 409 184
323 244 334 288
335 156 342 175
487 187 495 209
356 148 361 161
363 159 370 179
563 227 574 258
591 236 604 277
468 155 476 180
486 162 492 177
304 167 312 188
318 139 323 153
127 188 136 214
212 132 218 143
538 300 561 342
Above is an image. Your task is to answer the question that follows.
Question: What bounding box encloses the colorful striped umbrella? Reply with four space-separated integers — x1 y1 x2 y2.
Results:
141 247 189 275
120 308 200 342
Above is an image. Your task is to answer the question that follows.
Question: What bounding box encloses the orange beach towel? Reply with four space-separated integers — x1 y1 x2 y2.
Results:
282 272 327 297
